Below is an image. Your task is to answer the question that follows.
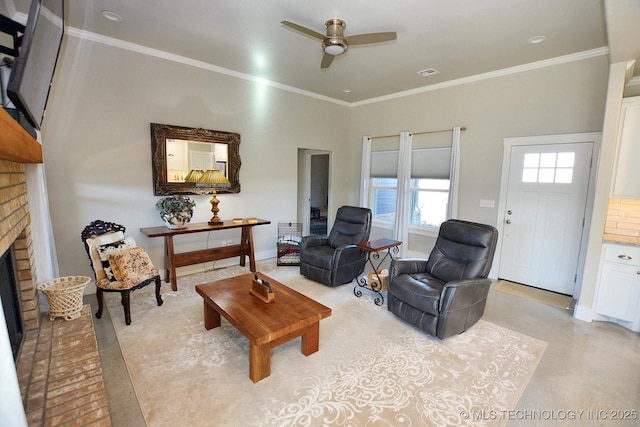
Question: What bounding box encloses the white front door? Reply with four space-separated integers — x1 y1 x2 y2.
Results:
498 142 593 295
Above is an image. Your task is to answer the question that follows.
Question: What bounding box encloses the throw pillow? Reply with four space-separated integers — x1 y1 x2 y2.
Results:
96 237 137 281
109 247 157 288
85 231 125 281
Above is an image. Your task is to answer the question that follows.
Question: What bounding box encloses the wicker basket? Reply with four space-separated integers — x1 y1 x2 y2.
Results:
367 269 389 291
37 276 91 321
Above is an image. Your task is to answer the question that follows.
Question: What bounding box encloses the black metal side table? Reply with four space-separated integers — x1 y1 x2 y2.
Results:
354 238 402 306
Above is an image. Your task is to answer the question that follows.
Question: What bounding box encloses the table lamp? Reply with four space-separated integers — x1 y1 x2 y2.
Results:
197 169 231 225
184 169 204 183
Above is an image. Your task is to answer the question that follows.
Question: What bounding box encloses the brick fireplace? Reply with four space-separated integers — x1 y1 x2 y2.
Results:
0 158 40 339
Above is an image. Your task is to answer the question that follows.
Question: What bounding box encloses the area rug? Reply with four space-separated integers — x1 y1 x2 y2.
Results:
106 262 547 427
493 280 574 310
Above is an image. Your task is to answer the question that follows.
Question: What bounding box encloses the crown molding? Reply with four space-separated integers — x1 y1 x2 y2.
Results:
352 47 610 106
65 27 351 107
66 27 608 108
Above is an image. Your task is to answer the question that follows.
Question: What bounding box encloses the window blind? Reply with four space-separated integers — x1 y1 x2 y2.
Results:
370 147 451 179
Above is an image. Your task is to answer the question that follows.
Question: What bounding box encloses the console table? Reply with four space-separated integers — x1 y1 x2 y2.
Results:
140 219 270 291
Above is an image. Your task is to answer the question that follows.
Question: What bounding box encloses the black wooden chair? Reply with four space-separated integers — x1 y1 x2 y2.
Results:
81 220 163 325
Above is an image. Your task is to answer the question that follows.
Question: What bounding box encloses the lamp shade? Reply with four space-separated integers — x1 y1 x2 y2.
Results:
197 169 230 188
184 169 204 183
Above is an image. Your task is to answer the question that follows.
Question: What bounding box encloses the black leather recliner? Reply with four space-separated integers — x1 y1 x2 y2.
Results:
387 219 498 339
300 206 372 287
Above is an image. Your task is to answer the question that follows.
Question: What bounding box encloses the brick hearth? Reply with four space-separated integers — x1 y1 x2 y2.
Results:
17 306 110 426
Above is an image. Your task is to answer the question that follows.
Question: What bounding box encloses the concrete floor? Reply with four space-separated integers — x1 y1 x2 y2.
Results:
484 290 640 426
87 297 146 427
88 281 640 427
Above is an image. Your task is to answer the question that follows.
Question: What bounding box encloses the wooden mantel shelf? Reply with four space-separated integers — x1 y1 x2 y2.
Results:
0 108 43 163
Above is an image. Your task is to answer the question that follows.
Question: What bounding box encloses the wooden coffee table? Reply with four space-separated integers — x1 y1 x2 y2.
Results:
195 273 332 382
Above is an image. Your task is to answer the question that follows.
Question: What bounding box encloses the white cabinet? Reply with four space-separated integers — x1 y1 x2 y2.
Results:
612 97 640 197
595 243 640 331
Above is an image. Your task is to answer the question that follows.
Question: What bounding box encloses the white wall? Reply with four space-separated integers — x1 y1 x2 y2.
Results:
41 36 351 293
348 56 610 258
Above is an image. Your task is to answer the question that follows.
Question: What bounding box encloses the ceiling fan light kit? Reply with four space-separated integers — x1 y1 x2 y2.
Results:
323 41 347 56
281 18 397 69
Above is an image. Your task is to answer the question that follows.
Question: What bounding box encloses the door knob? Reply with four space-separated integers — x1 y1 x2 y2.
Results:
505 219 511 224
507 210 512 215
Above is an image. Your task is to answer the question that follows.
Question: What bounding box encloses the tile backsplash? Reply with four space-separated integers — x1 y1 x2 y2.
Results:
604 198 640 245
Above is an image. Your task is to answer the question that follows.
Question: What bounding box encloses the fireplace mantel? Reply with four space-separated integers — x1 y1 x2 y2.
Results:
0 108 43 163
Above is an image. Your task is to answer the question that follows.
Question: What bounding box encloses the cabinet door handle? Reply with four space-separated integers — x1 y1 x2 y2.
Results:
618 255 632 260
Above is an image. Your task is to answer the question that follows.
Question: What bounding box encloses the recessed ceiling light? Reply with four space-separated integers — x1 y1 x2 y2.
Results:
343 89 352 93
417 68 439 77
101 10 123 22
528 35 547 44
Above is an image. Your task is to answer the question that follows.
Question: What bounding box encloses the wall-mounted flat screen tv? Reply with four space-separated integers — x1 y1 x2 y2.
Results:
7 0 64 130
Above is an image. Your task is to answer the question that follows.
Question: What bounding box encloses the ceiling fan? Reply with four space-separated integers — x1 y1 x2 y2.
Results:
281 18 397 69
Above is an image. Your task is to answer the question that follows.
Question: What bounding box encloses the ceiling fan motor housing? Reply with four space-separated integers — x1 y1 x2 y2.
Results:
323 18 347 55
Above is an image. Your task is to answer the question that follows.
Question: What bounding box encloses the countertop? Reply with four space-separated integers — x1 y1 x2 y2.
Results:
603 239 640 247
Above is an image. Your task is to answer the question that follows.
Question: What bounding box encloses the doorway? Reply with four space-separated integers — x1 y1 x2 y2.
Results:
298 149 331 236
495 133 601 296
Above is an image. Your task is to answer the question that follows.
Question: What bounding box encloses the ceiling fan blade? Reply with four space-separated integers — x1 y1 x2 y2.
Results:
346 31 397 46
320 53 334 69
281 20 326 40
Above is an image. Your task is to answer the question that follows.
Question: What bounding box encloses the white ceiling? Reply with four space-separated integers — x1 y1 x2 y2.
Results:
4 0 640 103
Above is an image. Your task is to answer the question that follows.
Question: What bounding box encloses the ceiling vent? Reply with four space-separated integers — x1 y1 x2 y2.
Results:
417 68 439 77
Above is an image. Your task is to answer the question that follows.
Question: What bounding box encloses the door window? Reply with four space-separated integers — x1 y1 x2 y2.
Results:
522 152 575 184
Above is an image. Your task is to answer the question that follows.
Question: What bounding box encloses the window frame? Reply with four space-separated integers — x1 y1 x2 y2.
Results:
369 176 447 238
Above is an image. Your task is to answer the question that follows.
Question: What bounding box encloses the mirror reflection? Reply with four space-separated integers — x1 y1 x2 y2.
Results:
151 123 241 195
166 139 229 182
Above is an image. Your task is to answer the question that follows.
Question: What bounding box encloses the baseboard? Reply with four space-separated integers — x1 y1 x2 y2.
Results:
573 304 594 322
592 312 640 332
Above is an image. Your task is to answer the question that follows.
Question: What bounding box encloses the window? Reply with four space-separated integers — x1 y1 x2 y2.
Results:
371 177 449 229
522 152 575 184
369 147 452 232
371 178 397 223
409 178 449 227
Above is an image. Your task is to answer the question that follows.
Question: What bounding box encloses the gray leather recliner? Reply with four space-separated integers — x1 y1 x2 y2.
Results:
388 219 498 339
300 206 372 287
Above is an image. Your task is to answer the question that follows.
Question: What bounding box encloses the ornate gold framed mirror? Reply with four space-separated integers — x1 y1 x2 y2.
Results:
151 123 241 195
